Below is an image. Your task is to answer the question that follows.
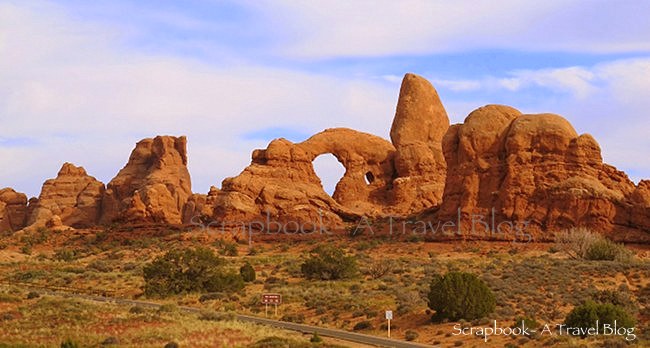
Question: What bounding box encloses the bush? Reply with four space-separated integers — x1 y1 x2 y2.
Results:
129 305 146 314
87 260 114 273
26 291 40 299
240 262 256 282
54 249 77 262
198 310 235 322
353 320 373 331
428 272 495 321
143 248 244 297
554 228 632 261
591 289 638 314
310 331 323 343
405 330 419 341
301 245 358 280
249 337 309 348
214 239 238 256
564 300 635 338
585 239 632 261
366 259 394 279
199 292 225 302
60 339 79 348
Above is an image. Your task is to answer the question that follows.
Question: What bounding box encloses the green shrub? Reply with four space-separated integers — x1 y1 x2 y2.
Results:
310 331 323 343
301 245 358 280
87 260 113 273
427 272 495 321
198 310 235 322
199 292 225 302
591 289 638 314
585 239 632 261
54 249 77 262
281 313 305 323
353 320 373 331
240 262 256 282
143 247 244 297
249 337 310 348
405 330 419 341
554 228 632 261
564 300 635 338
214 239 238 256
26 291 40 300
157 304 178 313
129 305 146 314
60 339 79 348
513 316 539 330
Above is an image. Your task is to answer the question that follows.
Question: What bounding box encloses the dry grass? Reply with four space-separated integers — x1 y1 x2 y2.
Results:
0 227 648 346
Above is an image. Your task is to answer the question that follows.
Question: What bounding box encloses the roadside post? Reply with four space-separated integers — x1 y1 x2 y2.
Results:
385 310 393 338
261 293 282 317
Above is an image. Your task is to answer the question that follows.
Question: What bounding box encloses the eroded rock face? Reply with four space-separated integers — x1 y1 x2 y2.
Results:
0 188 27 232
27 163 104 228
202 73 451 228
210 128 397 229
101 136 191 224
437 106 647 240
390 73 449 212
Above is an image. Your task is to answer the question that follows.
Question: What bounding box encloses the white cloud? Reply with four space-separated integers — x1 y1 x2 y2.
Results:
505 67 596 99
432 79 482 92
0 2 397 197
258 0 650 59
427 58 650 181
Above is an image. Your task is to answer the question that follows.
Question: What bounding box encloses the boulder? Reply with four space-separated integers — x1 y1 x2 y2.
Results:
101 136 191 224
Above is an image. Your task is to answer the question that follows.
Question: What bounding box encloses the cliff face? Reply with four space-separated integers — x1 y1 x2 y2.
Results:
2 73 648 239
437 105 648 241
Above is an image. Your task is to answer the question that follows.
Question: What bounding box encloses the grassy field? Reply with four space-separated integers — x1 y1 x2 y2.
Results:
0 226 648 347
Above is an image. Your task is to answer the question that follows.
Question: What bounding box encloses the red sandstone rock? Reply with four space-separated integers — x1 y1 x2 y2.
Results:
389 73 450 212
437 105 647 241
0 188 27 232
101 136 191 224
210 128 396 229
26 163 104 228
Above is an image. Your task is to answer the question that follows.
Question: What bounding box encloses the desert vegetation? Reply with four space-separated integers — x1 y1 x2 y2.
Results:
0 226 647 346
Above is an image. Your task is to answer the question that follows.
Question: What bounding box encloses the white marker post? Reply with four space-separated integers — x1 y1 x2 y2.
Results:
385 310 393 338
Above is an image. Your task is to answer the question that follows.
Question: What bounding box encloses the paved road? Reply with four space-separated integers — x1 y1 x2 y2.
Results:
5 281 436 348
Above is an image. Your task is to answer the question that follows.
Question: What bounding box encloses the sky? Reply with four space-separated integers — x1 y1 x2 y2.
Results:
1 0 650 197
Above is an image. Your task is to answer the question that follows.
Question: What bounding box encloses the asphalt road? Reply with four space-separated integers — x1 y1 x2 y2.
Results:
5 281 436 348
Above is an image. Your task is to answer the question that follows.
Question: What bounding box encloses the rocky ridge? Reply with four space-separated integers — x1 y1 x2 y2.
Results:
0 74 648 240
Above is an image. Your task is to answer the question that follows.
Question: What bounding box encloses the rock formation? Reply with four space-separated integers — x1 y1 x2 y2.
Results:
195 73 450 228
1 73 648 239
210 128 397 229
27 163 105 228
437 105 649 241
390 73 449 212
0 188 27 232
101 136 191 225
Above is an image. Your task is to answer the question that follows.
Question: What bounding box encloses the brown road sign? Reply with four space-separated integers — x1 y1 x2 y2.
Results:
261 293 282 305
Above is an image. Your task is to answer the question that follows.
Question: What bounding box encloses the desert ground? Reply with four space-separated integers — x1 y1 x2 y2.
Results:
0 225 647 347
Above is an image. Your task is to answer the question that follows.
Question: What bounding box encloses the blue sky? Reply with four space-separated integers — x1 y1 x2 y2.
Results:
1 0 649 196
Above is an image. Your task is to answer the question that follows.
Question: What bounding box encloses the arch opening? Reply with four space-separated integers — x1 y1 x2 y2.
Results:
364 171 375 185
312 153 346 196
